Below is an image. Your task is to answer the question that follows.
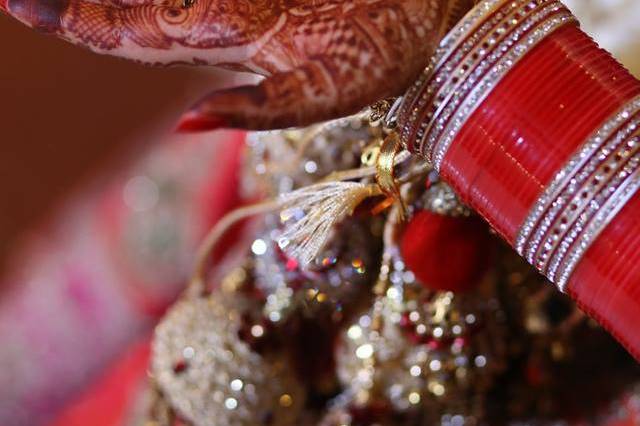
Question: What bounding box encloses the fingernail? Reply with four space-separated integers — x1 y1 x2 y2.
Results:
176 112 228 133
5 0 69 31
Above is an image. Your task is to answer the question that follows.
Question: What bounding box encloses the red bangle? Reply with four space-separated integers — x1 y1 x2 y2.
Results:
398 0 640 359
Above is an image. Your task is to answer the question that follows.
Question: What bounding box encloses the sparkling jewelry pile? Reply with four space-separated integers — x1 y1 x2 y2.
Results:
144 111 640 426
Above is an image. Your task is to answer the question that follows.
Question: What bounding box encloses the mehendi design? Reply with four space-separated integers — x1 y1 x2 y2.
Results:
1 0 467 130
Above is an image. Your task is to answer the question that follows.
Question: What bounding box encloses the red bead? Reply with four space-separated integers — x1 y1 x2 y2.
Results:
172 359 188 374
400 210 491 293
285 257 299 272
525 361 545 387
427 339 441 350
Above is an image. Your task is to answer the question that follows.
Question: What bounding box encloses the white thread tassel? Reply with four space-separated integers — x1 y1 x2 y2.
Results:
276 181 378 266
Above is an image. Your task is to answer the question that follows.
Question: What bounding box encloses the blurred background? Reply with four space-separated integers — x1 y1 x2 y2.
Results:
0 1 640 425
0 14 252 269
0 13 250 426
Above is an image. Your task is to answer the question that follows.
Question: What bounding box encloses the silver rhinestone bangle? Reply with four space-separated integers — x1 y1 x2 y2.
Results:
516 96 640 291
398 0 578 168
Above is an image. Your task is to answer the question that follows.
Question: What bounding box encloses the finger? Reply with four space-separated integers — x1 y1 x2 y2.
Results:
1 0 277 67
2 0 69 33
3 0 163 57
176 0 454 131
177 54 405 132
176 62 339 132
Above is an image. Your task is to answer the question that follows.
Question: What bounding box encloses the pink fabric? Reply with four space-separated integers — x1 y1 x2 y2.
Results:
0 131 245 426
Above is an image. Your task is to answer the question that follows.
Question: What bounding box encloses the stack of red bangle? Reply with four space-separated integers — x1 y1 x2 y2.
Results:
398 0 640 359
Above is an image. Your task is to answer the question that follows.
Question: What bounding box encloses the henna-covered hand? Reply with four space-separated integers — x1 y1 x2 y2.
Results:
1 0 470 130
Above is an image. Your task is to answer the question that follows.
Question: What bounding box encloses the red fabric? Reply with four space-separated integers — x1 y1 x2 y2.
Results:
48 340 151 426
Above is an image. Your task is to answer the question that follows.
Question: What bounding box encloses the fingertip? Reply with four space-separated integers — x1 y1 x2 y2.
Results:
4 0 68 31
175 111 228 133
